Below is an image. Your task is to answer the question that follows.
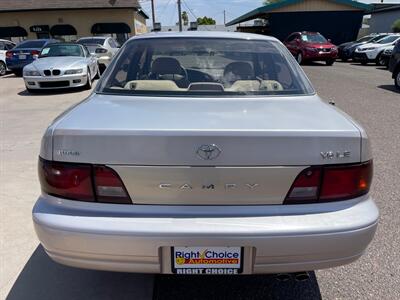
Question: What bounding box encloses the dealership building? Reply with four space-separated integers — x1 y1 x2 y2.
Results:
0 0 148 44
226 0 372 45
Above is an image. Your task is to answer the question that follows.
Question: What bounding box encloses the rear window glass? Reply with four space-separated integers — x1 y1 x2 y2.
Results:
15 40 46 49
98 38 314 96
301 34 327 43
78 38 105 46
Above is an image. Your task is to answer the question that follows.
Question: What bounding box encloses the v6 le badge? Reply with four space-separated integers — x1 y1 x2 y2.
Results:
320 151 351 160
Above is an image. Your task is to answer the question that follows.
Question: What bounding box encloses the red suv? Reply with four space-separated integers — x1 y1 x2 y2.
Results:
284 32 338 66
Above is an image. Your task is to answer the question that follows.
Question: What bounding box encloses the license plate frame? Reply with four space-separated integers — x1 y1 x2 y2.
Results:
171 246 244 275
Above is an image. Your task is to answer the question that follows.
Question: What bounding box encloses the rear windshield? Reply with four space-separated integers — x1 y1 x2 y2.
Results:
78 38 105 46
301 34 327 43
15 40 46 49
98 37 314 96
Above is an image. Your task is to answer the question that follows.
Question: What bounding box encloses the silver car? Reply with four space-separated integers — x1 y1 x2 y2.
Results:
33 32 378 275
23 43 99 91
77 37 119 73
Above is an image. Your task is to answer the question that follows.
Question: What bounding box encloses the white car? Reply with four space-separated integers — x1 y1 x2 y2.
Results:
0 39 16 76
23 43 99 91
354 34 400 65
77 37 119 73
33 32 378 276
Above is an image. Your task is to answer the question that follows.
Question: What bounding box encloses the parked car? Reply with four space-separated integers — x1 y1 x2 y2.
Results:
0 39 16 76
284 32 338 65
33 32 378 275
353 34 400 66
6 39 58 76
338 34 390 62
77 37 119 73
388 40 400 90
23 43 99 92
379 45 394 68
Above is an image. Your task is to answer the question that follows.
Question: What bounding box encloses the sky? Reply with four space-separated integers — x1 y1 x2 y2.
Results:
139 0 396 27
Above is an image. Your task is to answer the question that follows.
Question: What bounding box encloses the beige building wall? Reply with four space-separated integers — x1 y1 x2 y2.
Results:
0 8 142 39
270 0 359 13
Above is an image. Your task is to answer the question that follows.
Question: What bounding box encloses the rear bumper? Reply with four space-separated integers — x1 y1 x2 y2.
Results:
33 195 378 274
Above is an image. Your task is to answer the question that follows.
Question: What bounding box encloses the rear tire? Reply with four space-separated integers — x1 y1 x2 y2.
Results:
296 52 303 65
13 70 22 77
326 59 335 66
376 52 385 66
0 61 6 76
84 68 92 90
395 69 400 91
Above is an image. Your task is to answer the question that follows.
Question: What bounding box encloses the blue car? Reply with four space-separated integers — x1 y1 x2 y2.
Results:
6 39 58 76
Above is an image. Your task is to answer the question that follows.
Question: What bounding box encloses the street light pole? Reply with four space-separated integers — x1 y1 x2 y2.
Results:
178 0 183 32
151 0 156 29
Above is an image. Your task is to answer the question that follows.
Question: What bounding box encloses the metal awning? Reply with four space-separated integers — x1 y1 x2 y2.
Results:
0 26 27 38
50 24 77 36
91 23 131 34
226 0 372 26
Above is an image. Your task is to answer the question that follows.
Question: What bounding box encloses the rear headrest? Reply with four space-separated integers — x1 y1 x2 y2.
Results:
223 62 254 79
151 57 182 75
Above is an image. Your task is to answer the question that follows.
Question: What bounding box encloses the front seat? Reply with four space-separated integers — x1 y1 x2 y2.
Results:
149 57 189 88
222 61 255 86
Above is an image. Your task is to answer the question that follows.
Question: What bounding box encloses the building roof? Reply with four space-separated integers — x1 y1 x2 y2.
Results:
369 3 400 14
0 0 140 12
226 0 372 26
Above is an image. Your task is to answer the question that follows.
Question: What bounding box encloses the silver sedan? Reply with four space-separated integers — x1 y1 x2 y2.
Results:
33 32 378 276
23 43 99 91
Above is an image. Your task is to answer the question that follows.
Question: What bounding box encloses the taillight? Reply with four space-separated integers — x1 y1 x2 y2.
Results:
6 51 13 59
38 158 132 204
284 161 372 204
93 166 131 204
95 48 107 54
31 50 40 59
39 159 94 201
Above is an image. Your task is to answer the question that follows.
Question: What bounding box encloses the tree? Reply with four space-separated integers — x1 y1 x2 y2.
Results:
197 16 216 25
182 11 189 26
392 19 400 33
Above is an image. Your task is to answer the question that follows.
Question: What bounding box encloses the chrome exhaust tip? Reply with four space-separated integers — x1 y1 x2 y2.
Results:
294 271 310 282
275 273 291 282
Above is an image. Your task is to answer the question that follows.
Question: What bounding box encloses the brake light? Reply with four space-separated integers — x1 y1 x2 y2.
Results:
31 50 40 59
38 158 132 204
93 166 131 204
284 161 372 204
95 48 107 54
39 159 94 201
6 51 13 59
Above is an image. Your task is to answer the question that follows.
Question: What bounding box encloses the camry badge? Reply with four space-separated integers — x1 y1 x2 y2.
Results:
196 144 221 160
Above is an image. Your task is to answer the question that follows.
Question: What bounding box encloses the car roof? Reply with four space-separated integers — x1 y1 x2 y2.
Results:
127 31 279 42
78 37 107 40
0 39 15 43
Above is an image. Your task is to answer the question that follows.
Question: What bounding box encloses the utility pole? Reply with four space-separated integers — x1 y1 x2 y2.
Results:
151 0 156 29
224 10 226 25
178 0 183 32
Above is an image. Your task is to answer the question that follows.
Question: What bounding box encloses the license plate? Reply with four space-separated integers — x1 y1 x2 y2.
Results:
171 247 243 275
19 55 26 60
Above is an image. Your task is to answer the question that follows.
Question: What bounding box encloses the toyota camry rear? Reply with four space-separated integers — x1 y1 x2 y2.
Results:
33 32 378 275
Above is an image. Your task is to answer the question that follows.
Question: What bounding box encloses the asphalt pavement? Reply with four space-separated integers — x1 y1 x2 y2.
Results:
0 61 399 300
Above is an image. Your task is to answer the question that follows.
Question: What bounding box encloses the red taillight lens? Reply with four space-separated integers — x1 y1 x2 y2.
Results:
39 159 94 201
320 161 372 201
285 161 372 204
93 166 131 204
31 50 40 58
38 159 132 204
6 51 13 59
